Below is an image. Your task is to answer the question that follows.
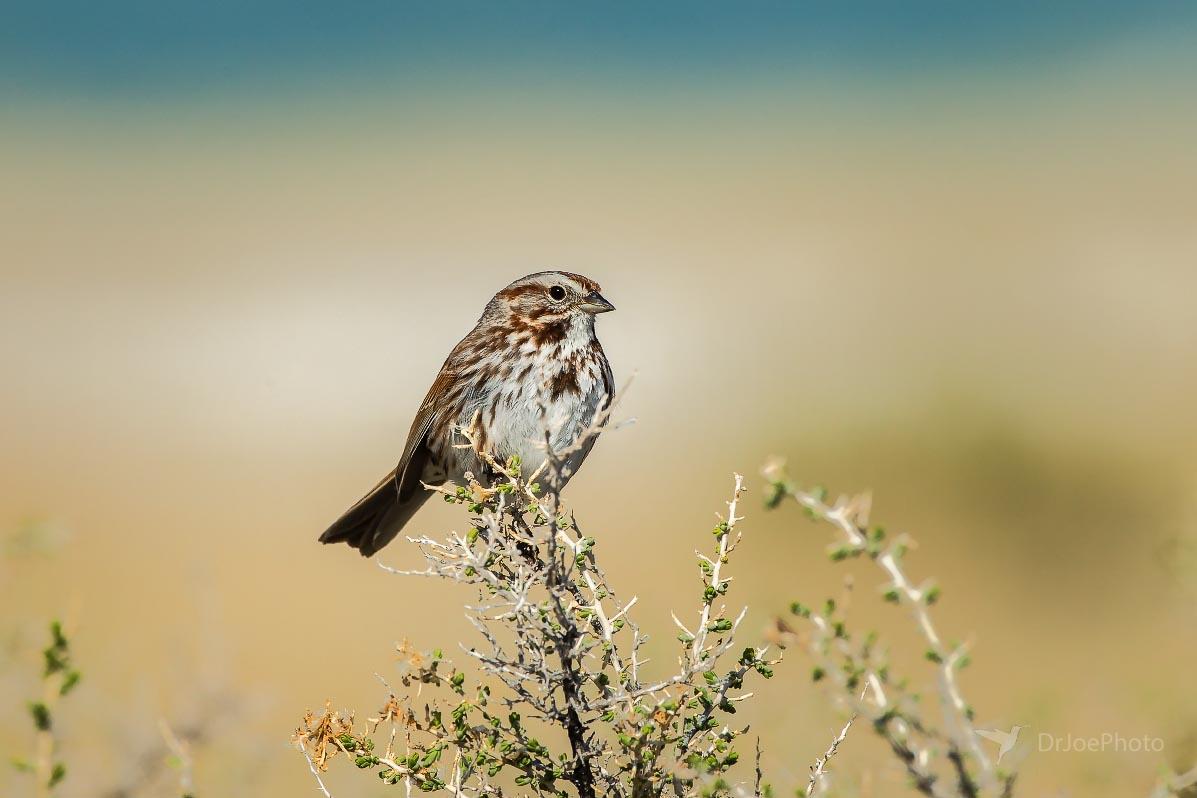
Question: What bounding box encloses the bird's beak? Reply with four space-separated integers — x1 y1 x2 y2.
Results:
579 291 615 314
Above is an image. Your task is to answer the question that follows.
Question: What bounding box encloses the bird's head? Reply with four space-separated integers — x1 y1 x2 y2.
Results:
493 271 615 329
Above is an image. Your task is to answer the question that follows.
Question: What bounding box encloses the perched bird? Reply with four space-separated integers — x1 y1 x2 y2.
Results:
320 271 616 556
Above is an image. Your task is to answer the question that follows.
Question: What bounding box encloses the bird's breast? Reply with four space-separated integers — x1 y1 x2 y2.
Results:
455 345 607 479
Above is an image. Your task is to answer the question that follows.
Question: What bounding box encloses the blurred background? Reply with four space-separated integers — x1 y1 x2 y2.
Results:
3 2 1196 795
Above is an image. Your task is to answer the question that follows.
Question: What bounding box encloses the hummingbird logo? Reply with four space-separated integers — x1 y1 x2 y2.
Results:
974 725 1025 764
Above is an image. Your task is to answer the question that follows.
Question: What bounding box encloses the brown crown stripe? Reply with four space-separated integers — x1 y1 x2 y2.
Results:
555 272 602 293
497 273 602 301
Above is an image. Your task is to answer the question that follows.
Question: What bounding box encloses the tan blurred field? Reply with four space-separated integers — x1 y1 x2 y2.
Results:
3 35 1197 797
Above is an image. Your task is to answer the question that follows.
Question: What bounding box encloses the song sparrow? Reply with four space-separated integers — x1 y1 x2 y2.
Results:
320 271 616 556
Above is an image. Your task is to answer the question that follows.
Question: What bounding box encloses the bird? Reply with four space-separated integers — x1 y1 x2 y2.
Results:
320 271 616 557
974 725 1025 764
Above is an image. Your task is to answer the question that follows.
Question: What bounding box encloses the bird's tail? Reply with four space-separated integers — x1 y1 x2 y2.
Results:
319 470 431 557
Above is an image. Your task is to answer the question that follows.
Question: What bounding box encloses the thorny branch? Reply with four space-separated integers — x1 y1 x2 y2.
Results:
764 458 1015 798
295 399 776 798
804 688 864 797
293 437 1197 798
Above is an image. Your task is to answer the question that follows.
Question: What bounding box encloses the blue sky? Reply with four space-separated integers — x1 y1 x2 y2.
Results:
4 1 1195 98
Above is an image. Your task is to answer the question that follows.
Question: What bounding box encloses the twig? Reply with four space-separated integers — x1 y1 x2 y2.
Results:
1149 763 1197 798
301 748 334 798
158 719 195 797
806 689 865 797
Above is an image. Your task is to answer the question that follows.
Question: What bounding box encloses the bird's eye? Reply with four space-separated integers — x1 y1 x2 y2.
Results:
548 285 567 301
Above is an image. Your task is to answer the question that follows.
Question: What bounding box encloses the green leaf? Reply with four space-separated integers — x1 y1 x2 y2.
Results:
59 670 81 696
28 702 51 732
764 481 786 509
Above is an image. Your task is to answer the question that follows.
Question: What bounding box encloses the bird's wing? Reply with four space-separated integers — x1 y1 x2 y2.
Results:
974 730 1004 744
393 366 456 501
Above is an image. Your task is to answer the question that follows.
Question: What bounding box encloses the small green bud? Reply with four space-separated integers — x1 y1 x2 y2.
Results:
59 670 81 696
764 481 786 509
28 702 51 731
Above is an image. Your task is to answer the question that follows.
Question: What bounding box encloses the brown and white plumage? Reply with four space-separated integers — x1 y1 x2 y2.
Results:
320 271 615 556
